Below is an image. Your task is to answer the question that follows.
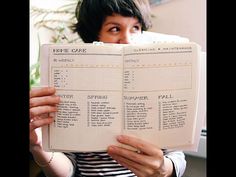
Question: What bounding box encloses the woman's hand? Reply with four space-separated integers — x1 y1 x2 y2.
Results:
29 87 60 150
107 135 174 177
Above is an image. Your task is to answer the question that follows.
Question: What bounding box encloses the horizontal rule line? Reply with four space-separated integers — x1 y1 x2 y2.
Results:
124 51 192 56
54 88 191 92
55 89 122 92
53 53 122 56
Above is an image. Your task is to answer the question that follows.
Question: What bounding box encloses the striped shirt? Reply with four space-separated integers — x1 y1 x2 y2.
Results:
65 150 186 177
65 151 136 177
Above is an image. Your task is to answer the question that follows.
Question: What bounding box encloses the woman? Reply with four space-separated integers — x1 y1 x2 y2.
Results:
30 0 186 176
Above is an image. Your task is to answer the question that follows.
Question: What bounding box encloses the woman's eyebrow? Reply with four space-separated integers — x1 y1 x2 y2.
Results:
103 22 120 26
104 21 140 27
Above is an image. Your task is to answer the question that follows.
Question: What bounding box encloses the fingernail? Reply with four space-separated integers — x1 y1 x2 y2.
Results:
117 135 126 141
49 87 55 92
56 96 61 102
108 146 115 152
117 135 122 140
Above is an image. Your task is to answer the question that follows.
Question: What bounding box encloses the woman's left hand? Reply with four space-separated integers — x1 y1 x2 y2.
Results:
107 135 174 177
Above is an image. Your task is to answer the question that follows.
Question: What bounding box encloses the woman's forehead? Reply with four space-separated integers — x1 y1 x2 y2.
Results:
103 13 140 26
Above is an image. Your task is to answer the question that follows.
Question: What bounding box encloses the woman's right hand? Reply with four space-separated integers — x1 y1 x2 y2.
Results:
29 87 60 150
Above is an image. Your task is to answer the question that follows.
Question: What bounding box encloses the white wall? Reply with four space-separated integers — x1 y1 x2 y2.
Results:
149 0 206 51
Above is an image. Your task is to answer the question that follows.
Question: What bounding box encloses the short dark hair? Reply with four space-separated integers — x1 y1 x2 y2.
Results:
72 0 152 43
